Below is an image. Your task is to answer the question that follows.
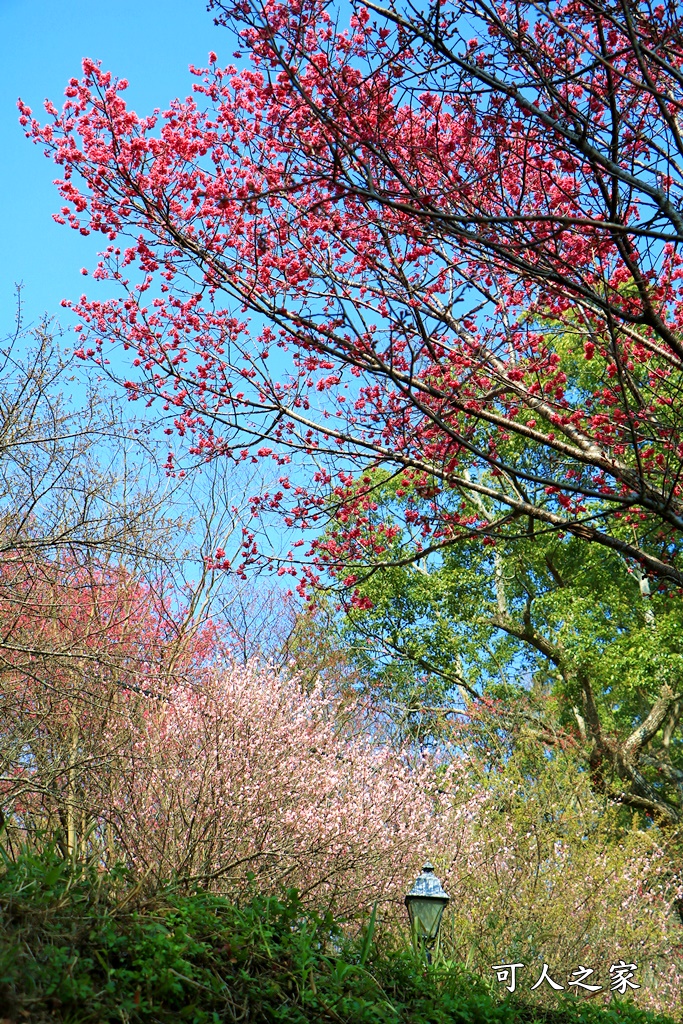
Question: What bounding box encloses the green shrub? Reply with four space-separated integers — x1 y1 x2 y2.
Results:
0 844 676 1024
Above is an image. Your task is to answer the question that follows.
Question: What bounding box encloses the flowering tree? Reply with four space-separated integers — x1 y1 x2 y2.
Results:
0 543 450 908
0 554 457 912
101 661 459 909
0 557 213 859
18 0 683 595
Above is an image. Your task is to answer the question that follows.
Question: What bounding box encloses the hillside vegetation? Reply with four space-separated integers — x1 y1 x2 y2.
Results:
0 843 675 1024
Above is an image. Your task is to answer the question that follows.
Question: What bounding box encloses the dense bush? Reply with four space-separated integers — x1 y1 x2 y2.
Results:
2 617 457 914
0 844 676 1024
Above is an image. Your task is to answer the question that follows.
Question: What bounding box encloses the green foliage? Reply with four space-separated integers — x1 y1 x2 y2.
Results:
321 465 683 813
336 486 672 707
0 843 674 1024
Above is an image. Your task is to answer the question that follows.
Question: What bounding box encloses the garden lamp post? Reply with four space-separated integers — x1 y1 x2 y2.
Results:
405 861 450 964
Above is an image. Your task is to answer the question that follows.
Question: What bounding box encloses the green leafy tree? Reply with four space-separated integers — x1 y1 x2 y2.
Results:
323 469 683 824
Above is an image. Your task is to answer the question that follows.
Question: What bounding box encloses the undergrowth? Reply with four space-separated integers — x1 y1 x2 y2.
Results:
0 843 676 1024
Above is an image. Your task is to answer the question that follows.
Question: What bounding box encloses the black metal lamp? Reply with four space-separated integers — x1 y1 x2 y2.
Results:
405 860 450 961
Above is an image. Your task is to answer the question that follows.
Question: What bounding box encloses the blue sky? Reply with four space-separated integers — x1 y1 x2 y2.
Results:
0 1 325 583
0 0 233 333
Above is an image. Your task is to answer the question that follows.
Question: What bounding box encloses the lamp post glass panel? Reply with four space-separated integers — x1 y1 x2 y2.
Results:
405 861 450 961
